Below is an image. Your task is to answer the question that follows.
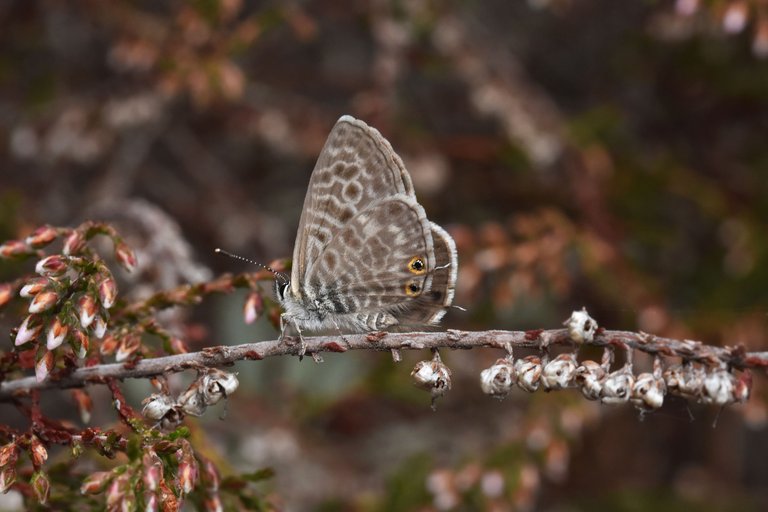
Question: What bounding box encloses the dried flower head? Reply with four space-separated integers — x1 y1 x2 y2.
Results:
514 355 543 393
664 362 704 400
701 368 737 406
480 357 516 398
411 351 452 407
564 307 597 344
541 353 578 391
601 364 635 404
575 360 606 401
631 372 666 411
142 394 177 421
201 369 240 405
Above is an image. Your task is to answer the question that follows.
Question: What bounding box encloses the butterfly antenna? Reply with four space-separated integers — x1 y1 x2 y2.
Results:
214 248 289 284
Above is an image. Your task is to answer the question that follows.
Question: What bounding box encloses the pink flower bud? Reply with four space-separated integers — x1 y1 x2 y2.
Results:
169 337 189 354
35 255 68 276
35 351 54 383
0 442 19 467
106 474 128 508
46 317 68 350
25 226 58 248
31 471 50 504
93 315 108 339
243 292 264 324
29 290 59 313
71 329 90 359
0 240 29 258
62 231 86 255
142 451 163 492
144 492 159 512
116 335 141 362
115 241 137 272
204 494 224 512
20 277 48 298
80 471 113 495
0 283 12 307
201 457 220 492
0 467 16 494
77 294 97 329
100 334 119 356
98 275 118 309
176 448 198 495
71 389 93 424
15 315 43 346
159 480 179 510
29 435 48 468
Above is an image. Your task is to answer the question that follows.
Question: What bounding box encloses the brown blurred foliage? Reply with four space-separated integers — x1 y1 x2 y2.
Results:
2 0 768 510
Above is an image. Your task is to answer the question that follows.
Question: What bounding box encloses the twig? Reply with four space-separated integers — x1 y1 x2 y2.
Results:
0 328 765 401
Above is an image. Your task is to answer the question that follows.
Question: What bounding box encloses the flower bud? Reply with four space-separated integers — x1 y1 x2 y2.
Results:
601 364 635 404
176 441 198 495
514 356 542 393
92 315 108 339
564 307 597 344
169 337 188 354
116 335 141 362
46 317 68 350
159 480 179 510
243 292 264 324
70 329 90 359
98 274 118 309
71 389 93 423
178 387 206 417
35 350 54 383
115 241 137 272
20 277 48 298
15 314 43 346
29 435 48 468
106 473 128 509
480 358 516 398
0 240 29 258
63 231 86 255
204 494 224 512
0 442 19 467
144 492 159 512
25 226 58 248
575 360 606 400
142 451 163 492
80 471 113 495
631 372 666 411
0 467 15 493
0 283 12 307
35 255 68 276
31 470 50 504
77 294 97 329
29 290 59 313
411 352 452 407
100 334 119 356
541 353 578 391
201 457 220 492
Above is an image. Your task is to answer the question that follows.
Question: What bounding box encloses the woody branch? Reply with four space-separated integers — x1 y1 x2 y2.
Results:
1 328 766 401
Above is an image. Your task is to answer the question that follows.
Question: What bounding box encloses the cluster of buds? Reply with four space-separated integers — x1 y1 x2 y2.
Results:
2 224 138 382
664 361 751 406
81 439 200 509
411 350 452 409
142 369 239 429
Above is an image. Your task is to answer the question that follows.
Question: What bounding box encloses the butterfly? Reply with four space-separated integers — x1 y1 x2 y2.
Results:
277 115 457 352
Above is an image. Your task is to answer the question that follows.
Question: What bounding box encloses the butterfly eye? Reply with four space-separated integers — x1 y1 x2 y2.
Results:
405 281 422 296
408 256 426 275
276 282 290 301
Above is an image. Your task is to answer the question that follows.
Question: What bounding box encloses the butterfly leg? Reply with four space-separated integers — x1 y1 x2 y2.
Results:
280 313 307 359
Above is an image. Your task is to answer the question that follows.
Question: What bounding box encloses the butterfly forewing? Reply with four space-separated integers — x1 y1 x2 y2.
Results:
291 116 415 296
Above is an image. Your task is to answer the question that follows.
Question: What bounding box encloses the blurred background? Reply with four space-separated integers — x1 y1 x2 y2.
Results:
1 0 768 510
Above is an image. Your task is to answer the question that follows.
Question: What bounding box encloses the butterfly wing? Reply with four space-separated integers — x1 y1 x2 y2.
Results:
304 195 436 318
396 222 458 325
291 116 415 298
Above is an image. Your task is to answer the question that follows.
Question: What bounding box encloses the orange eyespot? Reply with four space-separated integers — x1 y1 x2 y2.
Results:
408 256 426 274
405 281 422 297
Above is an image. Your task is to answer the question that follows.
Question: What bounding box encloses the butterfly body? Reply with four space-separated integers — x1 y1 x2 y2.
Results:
278 116 457 343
